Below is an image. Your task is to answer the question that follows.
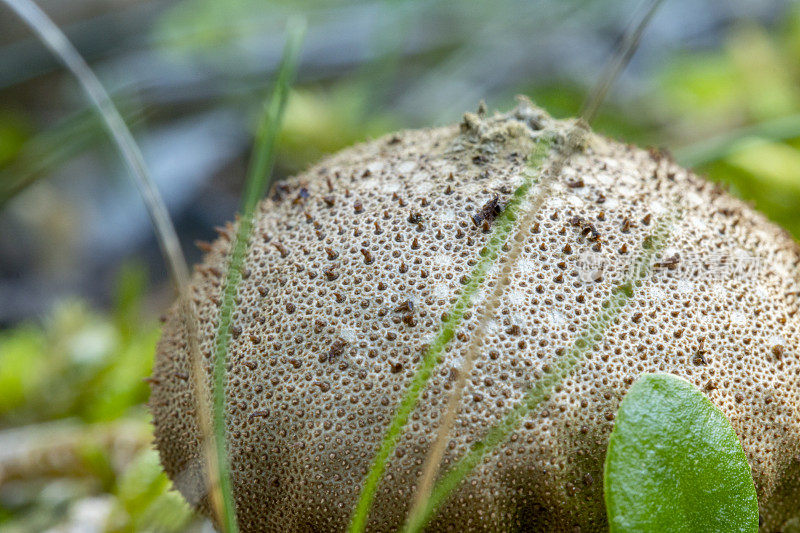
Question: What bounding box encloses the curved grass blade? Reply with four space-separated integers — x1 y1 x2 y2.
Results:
0 0 189 293
407 0 669 520
209 16 306 533
403 212 677 533
0 0 228 525
347 133 556 533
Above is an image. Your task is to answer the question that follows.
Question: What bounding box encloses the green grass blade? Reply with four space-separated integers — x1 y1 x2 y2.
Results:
399 1 668 522
209 17 305 533
407 127 582 520
347 135 555 533
0 0 189 291
0 0 226 524
403 213 676 533
580 0 665 124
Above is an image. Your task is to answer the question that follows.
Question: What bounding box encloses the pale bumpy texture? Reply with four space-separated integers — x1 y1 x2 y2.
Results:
150 100 800 532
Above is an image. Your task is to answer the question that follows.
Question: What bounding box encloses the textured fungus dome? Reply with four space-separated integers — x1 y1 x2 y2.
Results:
150 99 800 532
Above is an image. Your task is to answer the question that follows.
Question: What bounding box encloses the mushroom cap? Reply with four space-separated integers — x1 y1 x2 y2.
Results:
150 100 800 532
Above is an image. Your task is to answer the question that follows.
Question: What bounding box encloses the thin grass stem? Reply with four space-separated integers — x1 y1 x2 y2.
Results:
209 17 306 533
0 0 230 524
347 131 560 533
406 124 588 523
0 0 189 292
403 211 677 532
580 0 665 124
1 2 305 529
0 0 217 522
403 2 667 523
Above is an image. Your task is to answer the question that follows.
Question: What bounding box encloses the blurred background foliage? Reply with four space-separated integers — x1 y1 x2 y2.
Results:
0 0 799 530
0 263 195 531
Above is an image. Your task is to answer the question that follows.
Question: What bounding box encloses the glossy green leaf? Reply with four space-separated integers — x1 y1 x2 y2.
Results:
604 373 758 533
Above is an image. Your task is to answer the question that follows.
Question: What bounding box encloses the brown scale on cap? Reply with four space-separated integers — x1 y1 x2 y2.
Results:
150 99 800 532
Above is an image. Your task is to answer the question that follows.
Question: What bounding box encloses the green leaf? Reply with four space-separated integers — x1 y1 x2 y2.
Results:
604 373 758 533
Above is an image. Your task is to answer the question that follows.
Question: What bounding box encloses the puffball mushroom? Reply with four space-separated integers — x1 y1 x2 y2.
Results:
149 99 800 532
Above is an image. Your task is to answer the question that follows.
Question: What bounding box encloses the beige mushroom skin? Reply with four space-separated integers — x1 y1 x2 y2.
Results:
150 100 800 532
